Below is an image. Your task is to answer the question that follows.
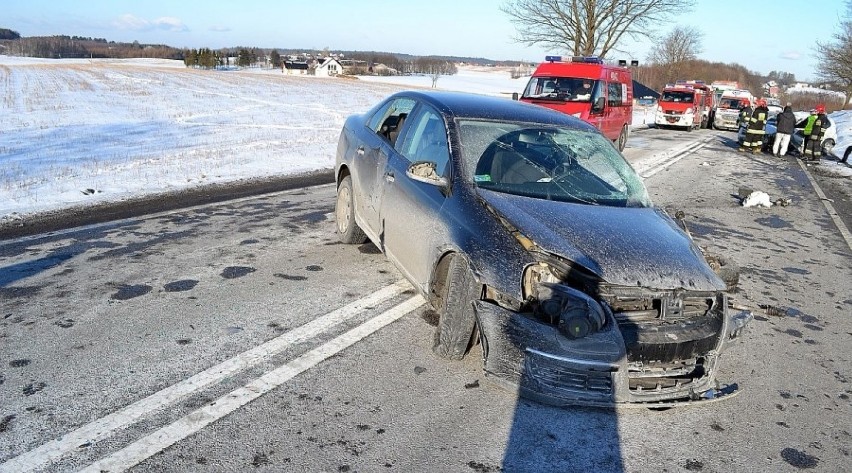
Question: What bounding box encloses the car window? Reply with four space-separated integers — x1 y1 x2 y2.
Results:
607 82 623 106
397 107 450 175
366 98 416 134
522 77 598 103
460 120 650 207
662 91 694 103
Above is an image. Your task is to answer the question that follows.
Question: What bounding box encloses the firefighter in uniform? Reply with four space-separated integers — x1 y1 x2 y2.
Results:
803 104 828 161
740 98 768 153
737 99 752 139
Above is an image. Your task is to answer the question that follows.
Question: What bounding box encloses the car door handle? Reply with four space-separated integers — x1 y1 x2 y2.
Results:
357 146 365 156
384 171 395 182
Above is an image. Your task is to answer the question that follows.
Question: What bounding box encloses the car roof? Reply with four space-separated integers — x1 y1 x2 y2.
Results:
387 90 596 132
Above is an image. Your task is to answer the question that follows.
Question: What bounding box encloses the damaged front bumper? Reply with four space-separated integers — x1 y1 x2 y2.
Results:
474 301 751 408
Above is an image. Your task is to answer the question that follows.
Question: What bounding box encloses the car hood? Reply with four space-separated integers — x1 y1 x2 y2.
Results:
477 189 725 291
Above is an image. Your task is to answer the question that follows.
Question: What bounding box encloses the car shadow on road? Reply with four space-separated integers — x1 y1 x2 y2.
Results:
501 399 623 471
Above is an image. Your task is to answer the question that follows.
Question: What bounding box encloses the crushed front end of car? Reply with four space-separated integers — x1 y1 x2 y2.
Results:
474 257 752 408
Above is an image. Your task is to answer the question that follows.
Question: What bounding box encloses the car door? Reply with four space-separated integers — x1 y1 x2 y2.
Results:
379 105 452 290
352 98 416 236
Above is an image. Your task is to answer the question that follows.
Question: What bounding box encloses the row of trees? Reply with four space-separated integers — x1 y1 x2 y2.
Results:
182 47 280 68
1 33 182 59
344 53 456 75
0 28 21 40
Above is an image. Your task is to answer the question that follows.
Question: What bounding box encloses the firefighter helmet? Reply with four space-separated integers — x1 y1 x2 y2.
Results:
742 99 751 107
757 98 767 107
815 104 826 113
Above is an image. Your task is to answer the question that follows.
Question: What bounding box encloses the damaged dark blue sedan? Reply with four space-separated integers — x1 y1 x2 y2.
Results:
334 90 750 407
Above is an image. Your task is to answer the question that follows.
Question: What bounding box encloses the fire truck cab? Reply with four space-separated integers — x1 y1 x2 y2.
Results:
654 80 713 131
520 56 633 151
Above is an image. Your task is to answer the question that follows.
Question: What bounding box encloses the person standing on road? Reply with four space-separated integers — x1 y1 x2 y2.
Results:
737 99 752 135
772 104 796 157
803 104 829 161
740 98 769 153
802 108 818 153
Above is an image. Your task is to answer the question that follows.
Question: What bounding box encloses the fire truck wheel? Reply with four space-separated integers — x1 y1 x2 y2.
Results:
616 125 628 151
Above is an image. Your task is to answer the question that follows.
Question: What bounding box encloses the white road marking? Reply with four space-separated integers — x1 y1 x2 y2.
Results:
637 136 714 178
796 159 852 252
78 295 425 473
0 280 411 473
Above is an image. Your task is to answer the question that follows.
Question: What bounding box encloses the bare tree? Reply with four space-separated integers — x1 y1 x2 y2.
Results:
501 0 695 58
646 26 703 84
647 26 703 65
815 6 852 107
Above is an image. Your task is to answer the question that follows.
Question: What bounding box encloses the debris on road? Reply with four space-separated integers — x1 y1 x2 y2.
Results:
742 191 773 208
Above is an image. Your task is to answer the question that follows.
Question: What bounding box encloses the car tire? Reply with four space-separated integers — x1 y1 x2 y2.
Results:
822 138 835 156
704 253 740 293
335 175 368 244
616 125 628 152
433 255 479 360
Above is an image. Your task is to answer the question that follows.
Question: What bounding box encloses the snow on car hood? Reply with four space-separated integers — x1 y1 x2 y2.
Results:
477 189 725 291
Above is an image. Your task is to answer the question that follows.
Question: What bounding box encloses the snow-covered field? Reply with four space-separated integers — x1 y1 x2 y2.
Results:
0 57 404 220
0 56 845 223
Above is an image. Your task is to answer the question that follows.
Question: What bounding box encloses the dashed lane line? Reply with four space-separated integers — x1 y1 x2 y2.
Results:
79 295 425 473
0 280 412 473
796 159 852 253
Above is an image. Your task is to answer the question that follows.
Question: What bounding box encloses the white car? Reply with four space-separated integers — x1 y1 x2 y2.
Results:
827 110 852 162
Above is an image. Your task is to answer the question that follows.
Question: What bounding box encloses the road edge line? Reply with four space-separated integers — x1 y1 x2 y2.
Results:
795 159 852 253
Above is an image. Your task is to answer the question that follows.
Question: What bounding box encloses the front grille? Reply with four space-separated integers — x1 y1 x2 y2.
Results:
597 287 725 364
525 352 613 399
627 358 706 392
604 292 714 323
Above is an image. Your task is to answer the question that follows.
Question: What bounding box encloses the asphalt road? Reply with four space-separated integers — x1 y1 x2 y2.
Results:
1 128 850 472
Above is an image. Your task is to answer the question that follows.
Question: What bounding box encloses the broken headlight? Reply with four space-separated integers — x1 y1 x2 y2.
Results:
523 263 607 339
536 283 607 339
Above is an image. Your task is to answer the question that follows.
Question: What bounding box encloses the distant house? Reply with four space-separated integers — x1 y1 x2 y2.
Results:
283 61 310 75
316 57 342 77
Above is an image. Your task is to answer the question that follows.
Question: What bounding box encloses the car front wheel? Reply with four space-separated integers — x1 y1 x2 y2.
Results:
433 255 479 360
616 125 628 152
336 175 368 244
822 138 835 156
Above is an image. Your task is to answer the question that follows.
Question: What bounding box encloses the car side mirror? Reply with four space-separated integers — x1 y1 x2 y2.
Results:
406 161 449 189
592 96 605 113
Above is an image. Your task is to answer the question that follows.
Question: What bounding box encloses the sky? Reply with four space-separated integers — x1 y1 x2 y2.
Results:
2 0 848 81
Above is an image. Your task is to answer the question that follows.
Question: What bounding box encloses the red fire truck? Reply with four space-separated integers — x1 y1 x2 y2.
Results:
654 80 714 131
520 56 634 151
